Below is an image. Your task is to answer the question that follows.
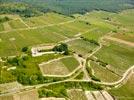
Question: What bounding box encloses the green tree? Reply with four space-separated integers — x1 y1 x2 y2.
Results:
52 43 69 55
22 46 28 52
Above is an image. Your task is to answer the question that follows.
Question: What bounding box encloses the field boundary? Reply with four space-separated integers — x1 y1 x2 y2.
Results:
0 20 75 34
104 36 134 47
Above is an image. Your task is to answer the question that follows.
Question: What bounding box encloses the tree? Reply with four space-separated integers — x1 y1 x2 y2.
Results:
7 57 19 66
22 46 28 52
0 16 10 23
64 50 69 55
52 43 69 55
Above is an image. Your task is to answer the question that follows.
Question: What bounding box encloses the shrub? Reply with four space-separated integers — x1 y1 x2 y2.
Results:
7 57 19 66
0 16 10 23
112 30 117 33
64 50 69 55
22 55 29 61
82 38 100 46
52 43 69 55
91 75 101 82
78 54 83 57
22 47 28 52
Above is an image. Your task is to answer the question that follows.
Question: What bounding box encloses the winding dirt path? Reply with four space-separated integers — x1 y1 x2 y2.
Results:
94 65 134 86
34 65 134 88
34 35 134 88
1 28 133 96
1 68 133 96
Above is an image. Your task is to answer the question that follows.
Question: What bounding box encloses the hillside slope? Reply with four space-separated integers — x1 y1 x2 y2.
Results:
1 0 134 15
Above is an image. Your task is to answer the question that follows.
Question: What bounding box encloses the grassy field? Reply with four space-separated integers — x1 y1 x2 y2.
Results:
68 39 98 57
0 14 20 20
39 56 79 76
57 21 91 37
0 54 62 84
45 26 77 38
0 4 134 100
61 57 79 71
100 9 134 34
90 61 120 82
0 57 16 84
0 9 134 88
78 11 117 29
67 89 87 100
62 21 91 33
40 61 70 76
0 14 26 30
109 74 134 100
0 27 66 57
78 10 134 42
0 10 134 57
0 22 92 57
82 26 112 42
0 69 16 84
111 9 134 32
21 54 63 76
8 19 27 29
44 20 91 38
113 33 134 42
23 13 73 27
0 24 4 31
0 13 94 57
0 82 21 92
3 22 12 31
94 41 134 75
76 11 117 42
